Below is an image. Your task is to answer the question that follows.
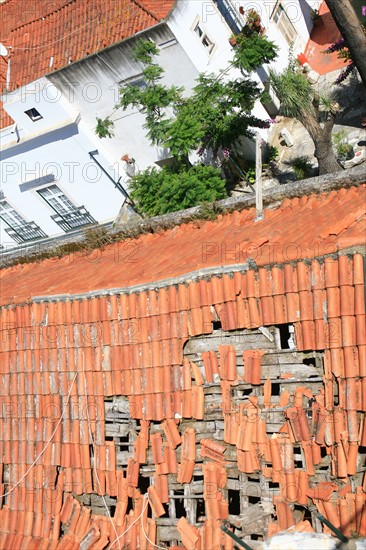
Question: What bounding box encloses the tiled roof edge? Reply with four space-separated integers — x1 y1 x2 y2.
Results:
19 244 366 305
131 0 174 22
1 165 365 269
44 20 167 81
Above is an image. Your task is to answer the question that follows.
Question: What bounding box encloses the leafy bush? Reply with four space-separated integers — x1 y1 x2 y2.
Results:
130 164 227 217
266 145 279 162
332 130 354 161
289 156 312 180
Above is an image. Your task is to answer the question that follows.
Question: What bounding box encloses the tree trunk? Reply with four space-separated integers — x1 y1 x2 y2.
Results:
314 134 343 175
325 0 366 88
302 113 343 175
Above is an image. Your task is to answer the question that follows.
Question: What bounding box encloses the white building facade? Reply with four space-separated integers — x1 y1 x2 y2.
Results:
0 0 321 251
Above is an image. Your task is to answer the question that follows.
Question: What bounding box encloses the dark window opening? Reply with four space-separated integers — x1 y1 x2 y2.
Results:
228 489 240 515
248 495 261 504
175 497 186 518
277 324 290 349
212 320 222 330
196 498 205 521
126 497 133 515
137 475 149 494
25 108 43 121
271 383 281 396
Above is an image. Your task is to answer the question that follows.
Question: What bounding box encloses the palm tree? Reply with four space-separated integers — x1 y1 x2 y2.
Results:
269 65 343 175
325 0 366 88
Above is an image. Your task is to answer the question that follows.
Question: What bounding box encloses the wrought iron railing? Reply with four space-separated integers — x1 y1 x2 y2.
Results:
51 206 96 232
4 222 48 244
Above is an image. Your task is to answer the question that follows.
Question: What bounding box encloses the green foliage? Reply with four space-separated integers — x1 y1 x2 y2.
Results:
266 145 279 162
131 39 159 64
130 164 227 217
110 37 277 159
118 41 183 146
332 130 354 161
269 65 314 119
233 33 278 72
96 117 115 138
289 156 312 180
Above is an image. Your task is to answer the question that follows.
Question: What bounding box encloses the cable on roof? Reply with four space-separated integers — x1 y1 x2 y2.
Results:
81 352 121 550
0 371 78 499
108 494 149 550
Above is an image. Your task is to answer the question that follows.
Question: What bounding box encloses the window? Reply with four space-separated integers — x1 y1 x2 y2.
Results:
272 2 297 44
130 78 147 90
24 108 43 121
0 200 47 243
192 19 215 54
37 184 96 232
122 74 147 90
38 185 77 215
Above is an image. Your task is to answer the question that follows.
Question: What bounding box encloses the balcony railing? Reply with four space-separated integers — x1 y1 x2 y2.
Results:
214 0 244 34
51 206 97 232
4 222 48 244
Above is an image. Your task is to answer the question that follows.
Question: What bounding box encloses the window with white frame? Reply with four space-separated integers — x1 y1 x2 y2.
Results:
272 2 297 44
192 18 215 54
37 184 77 215
37 184 96 232
0 201 28 227
0 200 47 243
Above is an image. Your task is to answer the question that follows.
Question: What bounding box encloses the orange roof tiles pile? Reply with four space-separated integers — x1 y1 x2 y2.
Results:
0 185 366 547
0 0 175 129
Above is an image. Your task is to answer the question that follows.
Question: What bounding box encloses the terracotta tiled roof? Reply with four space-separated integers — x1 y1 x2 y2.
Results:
0 99 14 128
1 185 365 305
0 185 365 546
0 0 175 129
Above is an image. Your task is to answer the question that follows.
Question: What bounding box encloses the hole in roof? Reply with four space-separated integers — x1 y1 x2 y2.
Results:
303 358 315 366
228 489 240 515
276 324 291 349
196 498 205 522
175 497 186 518
212 320 222 330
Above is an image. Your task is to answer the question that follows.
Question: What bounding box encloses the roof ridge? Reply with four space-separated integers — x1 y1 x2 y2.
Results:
131 0 163 22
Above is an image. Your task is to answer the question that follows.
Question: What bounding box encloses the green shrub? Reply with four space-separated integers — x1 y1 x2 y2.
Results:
290 156 312 180
130 164 227 217
332 130 354 161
